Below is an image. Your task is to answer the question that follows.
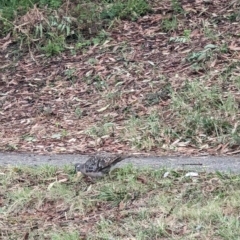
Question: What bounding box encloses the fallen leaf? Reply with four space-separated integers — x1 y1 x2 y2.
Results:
47 181 57 190
97 104 110 112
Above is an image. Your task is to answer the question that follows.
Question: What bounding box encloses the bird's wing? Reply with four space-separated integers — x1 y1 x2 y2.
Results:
84 155 126 172
98 155 124 168
75 155 129 177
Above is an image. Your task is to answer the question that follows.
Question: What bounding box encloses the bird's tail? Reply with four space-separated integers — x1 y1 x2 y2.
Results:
113 154 131 164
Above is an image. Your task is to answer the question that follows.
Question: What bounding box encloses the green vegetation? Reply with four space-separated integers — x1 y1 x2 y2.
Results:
0 0 240 154
0 0 151 55
1 165 240 239
1 0 240 238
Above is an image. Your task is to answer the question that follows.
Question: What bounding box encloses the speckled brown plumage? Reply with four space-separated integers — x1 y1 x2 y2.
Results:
75 154 129 178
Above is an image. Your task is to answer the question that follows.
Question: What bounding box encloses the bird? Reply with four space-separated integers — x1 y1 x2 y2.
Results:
75 154 129 178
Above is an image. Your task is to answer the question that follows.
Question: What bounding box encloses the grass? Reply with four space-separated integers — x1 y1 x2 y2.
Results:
0 0 151 53
1 164 240 239
0 1 240 154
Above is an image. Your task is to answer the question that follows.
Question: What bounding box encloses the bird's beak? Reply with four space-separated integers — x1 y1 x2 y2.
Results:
75 163 84 177
76 171 83 177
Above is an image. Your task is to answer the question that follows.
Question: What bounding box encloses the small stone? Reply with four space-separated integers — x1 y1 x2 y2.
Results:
185 172 199 177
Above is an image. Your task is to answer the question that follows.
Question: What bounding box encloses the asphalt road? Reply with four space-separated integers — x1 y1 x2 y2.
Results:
0 152 240 173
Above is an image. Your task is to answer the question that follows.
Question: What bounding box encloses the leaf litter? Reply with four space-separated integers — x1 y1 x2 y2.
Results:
1 0 240 156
